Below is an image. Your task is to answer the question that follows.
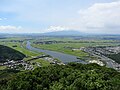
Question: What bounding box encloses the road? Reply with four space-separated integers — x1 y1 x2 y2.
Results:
84 48 116 69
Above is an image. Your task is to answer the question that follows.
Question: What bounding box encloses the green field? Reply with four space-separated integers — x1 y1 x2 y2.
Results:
32 43 88 58
30 58 50 67
0 66 7 70
0 37 120 70
0 38 50 70
0 37 44 58
32 40 119 59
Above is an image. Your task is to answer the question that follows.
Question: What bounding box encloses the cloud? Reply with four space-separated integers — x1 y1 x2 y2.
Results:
0 25 22 33
0 18 7 21
0 0 120 34
73 1 120 34
45 0 120 34
46 26 69 32
79 1 120 31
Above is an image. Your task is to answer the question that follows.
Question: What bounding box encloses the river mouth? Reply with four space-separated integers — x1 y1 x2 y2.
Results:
26 41 87 64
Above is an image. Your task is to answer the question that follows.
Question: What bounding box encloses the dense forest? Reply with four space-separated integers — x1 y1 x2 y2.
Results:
108 53 120 64
0 45 25 62
0 63 120 90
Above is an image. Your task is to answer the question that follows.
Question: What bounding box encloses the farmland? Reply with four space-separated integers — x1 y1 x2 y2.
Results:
32 37 120 61
0 35 120 71
0 37 49 71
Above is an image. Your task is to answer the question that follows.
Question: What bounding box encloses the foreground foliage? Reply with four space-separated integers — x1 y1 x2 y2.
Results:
0 63 120 90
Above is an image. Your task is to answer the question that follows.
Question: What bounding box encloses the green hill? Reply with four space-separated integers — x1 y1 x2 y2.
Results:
0 45 25 62
1 63 120 90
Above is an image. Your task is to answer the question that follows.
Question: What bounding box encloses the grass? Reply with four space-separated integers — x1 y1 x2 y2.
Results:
0 41 42 57
32 43 89 58
0 38 50 70
30 58 50 67
0 66 7 70
0 37 119 69
32 39 120 61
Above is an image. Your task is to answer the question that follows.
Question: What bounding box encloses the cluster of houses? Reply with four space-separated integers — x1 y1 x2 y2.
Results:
1 40 24 43
33 40 93 45
33 40 79 45
0 54 65 71
29 54 64 65
0 60 34 70
82 46 120 55
34 41 60 44
105 46 120 54
89 60 105 66
80 46 120 71
44 57 65 65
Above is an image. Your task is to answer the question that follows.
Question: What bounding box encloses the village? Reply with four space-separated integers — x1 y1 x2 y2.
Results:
0 55 65 71
78 46 120 71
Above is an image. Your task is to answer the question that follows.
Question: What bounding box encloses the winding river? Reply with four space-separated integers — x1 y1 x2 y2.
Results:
26 41 87 64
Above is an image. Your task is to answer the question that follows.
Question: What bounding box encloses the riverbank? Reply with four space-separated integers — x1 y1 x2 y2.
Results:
26 41 87 64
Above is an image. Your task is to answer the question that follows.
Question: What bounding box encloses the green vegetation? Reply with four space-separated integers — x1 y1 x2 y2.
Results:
0 36 120 90
0 45 25 62
32 43 89 58
0 37 42 58
32 38 120 61
31 58 50 67
0 38 49 70
0 66 7 70
1 42 41 57
0 63 120 90
107 53 120 64
0 69 20 81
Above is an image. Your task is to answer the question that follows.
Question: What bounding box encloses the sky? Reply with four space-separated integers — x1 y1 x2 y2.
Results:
0 0 120 34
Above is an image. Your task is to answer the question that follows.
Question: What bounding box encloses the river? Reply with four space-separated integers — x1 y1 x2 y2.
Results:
26 41 87 64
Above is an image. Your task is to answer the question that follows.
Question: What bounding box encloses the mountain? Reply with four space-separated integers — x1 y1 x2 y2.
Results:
41 30 86 36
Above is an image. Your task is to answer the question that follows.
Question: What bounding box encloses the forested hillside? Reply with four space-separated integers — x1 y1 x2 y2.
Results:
1 63 120 90
108 53 120 64
0 45 25 62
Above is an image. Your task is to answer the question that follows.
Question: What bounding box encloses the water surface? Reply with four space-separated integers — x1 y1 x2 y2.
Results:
26 41 87 64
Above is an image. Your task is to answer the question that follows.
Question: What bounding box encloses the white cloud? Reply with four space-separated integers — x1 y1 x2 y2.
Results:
46 26 69 32
0 25 22 33
0 18 7 21
0 0 120 34
70 1 120 34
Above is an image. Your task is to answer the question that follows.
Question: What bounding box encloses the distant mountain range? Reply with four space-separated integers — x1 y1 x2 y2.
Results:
41 30 86 36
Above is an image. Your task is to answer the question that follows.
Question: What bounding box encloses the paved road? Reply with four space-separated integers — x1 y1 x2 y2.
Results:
84 49 115 69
